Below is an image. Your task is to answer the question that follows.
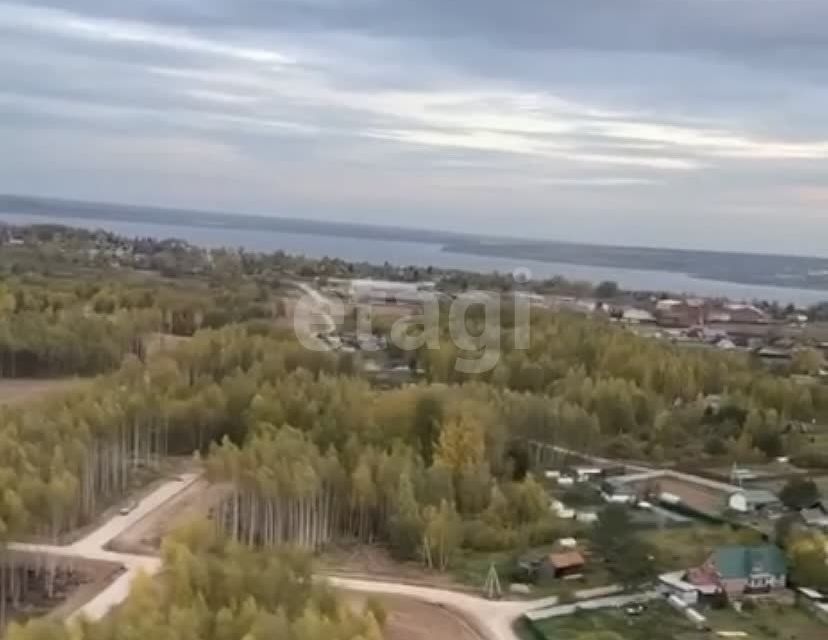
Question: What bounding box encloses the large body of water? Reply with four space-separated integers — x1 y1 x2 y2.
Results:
2 213 827 306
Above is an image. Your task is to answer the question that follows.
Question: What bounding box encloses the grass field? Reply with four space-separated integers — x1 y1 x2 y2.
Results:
704 603 827 640
528 602 703 640
527 600 827 640
642 524 763 570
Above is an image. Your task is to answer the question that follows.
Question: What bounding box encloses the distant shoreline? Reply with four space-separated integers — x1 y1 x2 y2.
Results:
440 241 828 294
2 194 828 303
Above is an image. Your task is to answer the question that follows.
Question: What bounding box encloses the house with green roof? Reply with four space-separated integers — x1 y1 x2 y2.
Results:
686 544 787 598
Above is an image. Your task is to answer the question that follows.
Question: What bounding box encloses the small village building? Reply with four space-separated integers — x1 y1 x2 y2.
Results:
575 511 599 524
659 571 701 605
727 489 781 514
801 503 828 530
724 304 769 324
687 545 787 599
546 551 586 579
601 477 636 504
572 466 604 482
757 347 793 367
557 537 578 549
621 308 656 324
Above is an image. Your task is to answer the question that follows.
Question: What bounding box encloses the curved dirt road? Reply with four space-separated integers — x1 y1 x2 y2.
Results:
10 473 594 638
10 474 199 621
292 280 337 335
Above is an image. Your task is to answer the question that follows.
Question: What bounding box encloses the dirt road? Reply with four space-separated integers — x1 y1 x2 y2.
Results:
10 471 611 639
292 280 337 334
10 474 200 621
107 478 230 555
342 591 482 640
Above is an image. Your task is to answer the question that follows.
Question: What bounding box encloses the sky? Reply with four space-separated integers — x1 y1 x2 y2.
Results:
2 0 828 255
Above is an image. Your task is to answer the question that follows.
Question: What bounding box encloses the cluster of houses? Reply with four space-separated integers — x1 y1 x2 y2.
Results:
539 292 828 365
539 458 828 608
324 278 438 306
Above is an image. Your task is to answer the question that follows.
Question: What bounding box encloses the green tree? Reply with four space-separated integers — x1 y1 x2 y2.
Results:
412 393 443 466
591 505 656 587
422 500 463 571
788 533 828 590
594 281 620 299
779 477 820 510
387 473 424 560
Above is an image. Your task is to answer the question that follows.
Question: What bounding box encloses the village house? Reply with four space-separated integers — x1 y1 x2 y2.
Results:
727 488 782 515
801 502 828 531
620 307 656 324
724 303 770 324
686 545 787 599
545 550 586 580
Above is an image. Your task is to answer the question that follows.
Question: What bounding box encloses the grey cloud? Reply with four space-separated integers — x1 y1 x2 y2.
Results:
3 0 828 253
25 0 828 55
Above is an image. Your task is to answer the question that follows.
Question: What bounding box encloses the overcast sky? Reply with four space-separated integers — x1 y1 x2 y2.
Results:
2 1 828 255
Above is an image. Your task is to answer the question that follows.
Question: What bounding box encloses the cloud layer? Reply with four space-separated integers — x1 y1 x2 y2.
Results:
2 0 828 254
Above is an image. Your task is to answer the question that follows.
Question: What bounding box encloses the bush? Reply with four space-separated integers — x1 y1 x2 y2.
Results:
462 519 516 552
523 517 568 547
363 596 387 628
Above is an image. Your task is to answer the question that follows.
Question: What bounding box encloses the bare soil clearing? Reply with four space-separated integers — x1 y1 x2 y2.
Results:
107 478 229 555
321 545 476 593
342 591 483 640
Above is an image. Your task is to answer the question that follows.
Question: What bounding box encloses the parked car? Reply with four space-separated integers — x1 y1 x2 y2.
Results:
119 500 139 516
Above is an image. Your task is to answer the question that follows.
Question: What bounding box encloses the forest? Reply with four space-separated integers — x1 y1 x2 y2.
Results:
1 313 825 567
1 222 828 632
0 255 288 377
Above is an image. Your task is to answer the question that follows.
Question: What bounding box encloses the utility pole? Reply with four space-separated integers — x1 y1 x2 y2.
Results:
483 562 502 600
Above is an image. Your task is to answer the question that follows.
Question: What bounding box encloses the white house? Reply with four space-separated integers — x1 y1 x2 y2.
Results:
728 489 780 514
549 500 575 519
621 308 656 324
573 467 603 482
575 511 599 524
660 572 700 605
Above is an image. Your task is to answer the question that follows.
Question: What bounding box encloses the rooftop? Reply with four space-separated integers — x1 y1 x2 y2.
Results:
548 551 586 570
738 489 780 507
712 545 786 580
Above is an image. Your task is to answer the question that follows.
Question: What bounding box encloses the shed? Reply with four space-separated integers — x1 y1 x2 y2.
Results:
557 537 578 549
622 308 656 324
801 505 828 529
728 489 780 513
547 551 586 578
659 571 700 605
575 511 599 524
